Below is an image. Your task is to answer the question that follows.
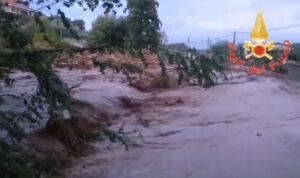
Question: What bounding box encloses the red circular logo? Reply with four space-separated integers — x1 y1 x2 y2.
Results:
284 40 291 46
254 45 265 56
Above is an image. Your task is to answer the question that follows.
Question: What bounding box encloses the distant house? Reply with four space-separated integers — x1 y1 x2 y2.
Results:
1 0 32 16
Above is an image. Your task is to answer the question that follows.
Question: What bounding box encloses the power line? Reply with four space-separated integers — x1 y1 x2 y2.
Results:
236 23 300 34
268 23 300 31
236 31 250 34
211 33 233 41
30 0 65 13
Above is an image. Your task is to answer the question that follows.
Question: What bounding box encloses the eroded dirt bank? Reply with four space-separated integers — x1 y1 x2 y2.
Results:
64 71 300 178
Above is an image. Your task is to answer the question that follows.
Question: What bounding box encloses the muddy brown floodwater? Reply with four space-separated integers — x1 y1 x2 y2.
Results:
39 70 300 178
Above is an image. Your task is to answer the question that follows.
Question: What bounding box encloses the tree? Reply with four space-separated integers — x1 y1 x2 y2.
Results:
24 17 68 49
48 16 86 38
87 15 128 51
87 0 162 53
0 1 127 177
126 0 161 52
289 46 300 62
210 41 229 62
72 19 85 31
160 31 168 45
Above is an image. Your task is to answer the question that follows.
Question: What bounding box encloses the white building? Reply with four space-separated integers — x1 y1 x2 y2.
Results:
1 0 32 16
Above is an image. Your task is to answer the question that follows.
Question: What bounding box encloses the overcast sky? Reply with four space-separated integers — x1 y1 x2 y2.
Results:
38 0 300 48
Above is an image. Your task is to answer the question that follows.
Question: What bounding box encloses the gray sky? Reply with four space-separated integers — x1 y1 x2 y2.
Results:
38 0 300 48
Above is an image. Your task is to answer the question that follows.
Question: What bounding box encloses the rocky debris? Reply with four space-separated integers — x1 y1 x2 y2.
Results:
54 50 179 91
53 50 160 70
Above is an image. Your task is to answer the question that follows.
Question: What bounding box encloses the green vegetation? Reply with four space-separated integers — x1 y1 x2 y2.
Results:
289 44 300 62
165 41 227 87
88 0 161 53
48 15 87 39
126 0 161 52
88 16 128 51
72 19 86 31
25 17 69 49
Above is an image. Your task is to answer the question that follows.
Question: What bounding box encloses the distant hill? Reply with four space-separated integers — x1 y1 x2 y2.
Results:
292 43 300 48
197 49 207 55
165 43 190 53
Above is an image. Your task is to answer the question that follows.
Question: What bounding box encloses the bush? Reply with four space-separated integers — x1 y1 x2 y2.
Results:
289 47 300 62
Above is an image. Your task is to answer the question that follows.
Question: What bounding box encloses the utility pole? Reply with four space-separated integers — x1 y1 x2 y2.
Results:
207 37 211 58
233 31 236 44
207 37 210 51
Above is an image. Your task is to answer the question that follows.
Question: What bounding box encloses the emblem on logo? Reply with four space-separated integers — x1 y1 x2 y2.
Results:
227 12 292 75
244 12 276 60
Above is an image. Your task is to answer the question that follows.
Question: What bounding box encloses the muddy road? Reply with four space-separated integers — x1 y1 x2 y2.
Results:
63 70 300 178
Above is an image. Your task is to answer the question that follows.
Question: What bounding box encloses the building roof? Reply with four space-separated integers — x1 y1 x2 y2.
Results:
1 0 32 12
2 0 17 5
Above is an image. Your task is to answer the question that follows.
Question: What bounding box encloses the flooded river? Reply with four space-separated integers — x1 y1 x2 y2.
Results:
64 71 300 178
2 69 300 178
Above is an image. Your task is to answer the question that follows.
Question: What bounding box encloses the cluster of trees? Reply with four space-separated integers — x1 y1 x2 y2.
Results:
49 16 87 39
87 0 163 52
88 16 128 51
289 44 300 62
25 16 70 49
